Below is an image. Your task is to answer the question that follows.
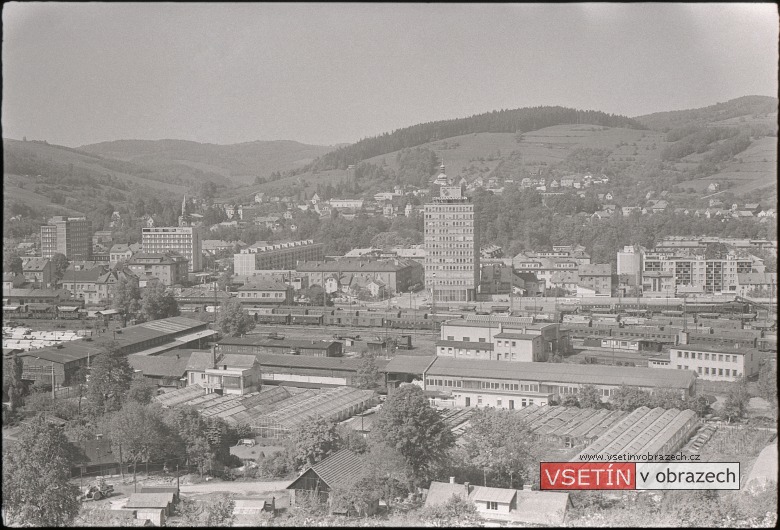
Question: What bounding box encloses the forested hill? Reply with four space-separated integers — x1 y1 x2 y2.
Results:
305 106 647 172
634 95 778 131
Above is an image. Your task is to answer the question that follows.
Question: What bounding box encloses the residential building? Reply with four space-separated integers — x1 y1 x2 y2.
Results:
41 216 93 260
109 244 134 263
642 250 762 296
287 449 375 515
329 199 364 210
736 272 777 297
654 344 763 381
425 480 571 526
512 253 579 287
2 272 25 291
141 226 202 272
127 253 189 286
234 239 324 276
297 258 423 296
236 279 293 305
577 264 613 296
424 164 480 302
21 257 55 288
203 354 262 395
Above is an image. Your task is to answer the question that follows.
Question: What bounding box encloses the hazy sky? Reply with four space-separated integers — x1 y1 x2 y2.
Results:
2 3 778 147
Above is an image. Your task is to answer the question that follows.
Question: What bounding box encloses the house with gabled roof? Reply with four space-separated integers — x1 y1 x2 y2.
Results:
287 449 375 515
425 479 571 525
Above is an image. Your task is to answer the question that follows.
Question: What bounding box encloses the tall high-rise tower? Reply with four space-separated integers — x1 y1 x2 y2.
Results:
424 164 479 303
40 216 93 260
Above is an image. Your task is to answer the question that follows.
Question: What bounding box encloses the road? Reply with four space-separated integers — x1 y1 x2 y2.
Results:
178 479 292 495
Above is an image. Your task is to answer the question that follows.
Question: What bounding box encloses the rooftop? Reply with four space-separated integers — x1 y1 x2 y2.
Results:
427 357 696 389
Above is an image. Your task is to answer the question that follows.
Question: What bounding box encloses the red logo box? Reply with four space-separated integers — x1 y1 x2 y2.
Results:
540 462 636 490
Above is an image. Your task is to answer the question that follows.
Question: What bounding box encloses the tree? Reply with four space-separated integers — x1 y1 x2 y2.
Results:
288 417 340 470
126 376 159 405
421 494 481 527
6 349 25 412
204 494 235 527
2 415 81 526
216 298 255 337
105 401 173 476
216 270 232 292
560 394 580 407
86 340 134 415
610 385 653 411
461 408 537 489
8 256 23 276
757 365 777 411
369 385 454 485
354 354 380 389
579 385 603 409
722 377 750 422
112 275 141 325
50 252 69 282
140 282 180 321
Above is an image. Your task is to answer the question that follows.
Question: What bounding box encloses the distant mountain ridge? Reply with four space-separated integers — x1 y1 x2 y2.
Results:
634 95 778 130
79 138 338 184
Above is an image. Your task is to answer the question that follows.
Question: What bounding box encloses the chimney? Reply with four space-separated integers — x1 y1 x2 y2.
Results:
211 345 217 367
449 476 455 484
464 482 470 495
223 364 227 370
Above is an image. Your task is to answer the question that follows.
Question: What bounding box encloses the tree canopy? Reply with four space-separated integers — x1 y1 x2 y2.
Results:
140 282 180 321
2 415 81 526
369 385 454 485
216 298 256 337
86 340 134 415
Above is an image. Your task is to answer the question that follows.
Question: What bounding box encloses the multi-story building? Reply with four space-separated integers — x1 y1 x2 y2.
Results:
617 245 643 287
236 279 293 305
234 239 324 277
141 226 202 272
109 244 134 263
577 264 613 296
649 344 762 382
41 216 93 260
127 253 189 286
297 258 423 296
21 257 55 288
642 250 762 296
60 267 137 306
424 165 479 303
512 253 579 287
439 317 570 359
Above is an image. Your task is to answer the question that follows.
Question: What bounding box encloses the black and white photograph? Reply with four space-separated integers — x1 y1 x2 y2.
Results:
1 2 777 527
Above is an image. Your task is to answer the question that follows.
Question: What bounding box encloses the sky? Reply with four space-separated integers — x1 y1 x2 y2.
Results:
2 3 778 147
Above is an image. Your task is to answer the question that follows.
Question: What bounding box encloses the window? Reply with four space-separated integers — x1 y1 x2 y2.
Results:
705 354 710 360
725 369 730 377
697 367 702 374
697 353 702 360
487 501 498 510
678 351 682 358
497 399 502 407
477 396 483 405
684 352 689 359
705 367 709 375
718 368 723 376
718 355 723 362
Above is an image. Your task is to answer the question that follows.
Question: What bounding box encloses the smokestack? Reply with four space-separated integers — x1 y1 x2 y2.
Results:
211 345 217 367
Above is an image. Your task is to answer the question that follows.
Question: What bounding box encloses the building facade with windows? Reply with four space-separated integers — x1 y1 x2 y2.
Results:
127 253 189 286
141 226 202 272
652 344 762 382
424 164 479 303
234 239 324 277
41 216 93 260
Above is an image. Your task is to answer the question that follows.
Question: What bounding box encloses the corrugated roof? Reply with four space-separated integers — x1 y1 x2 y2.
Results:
427 357 695 389
292 449 364 490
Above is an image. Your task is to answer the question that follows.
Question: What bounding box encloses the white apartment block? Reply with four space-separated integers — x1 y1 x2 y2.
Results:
649 344 762 382
233 239 324 277
141 226 202 272
642 251 761 296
